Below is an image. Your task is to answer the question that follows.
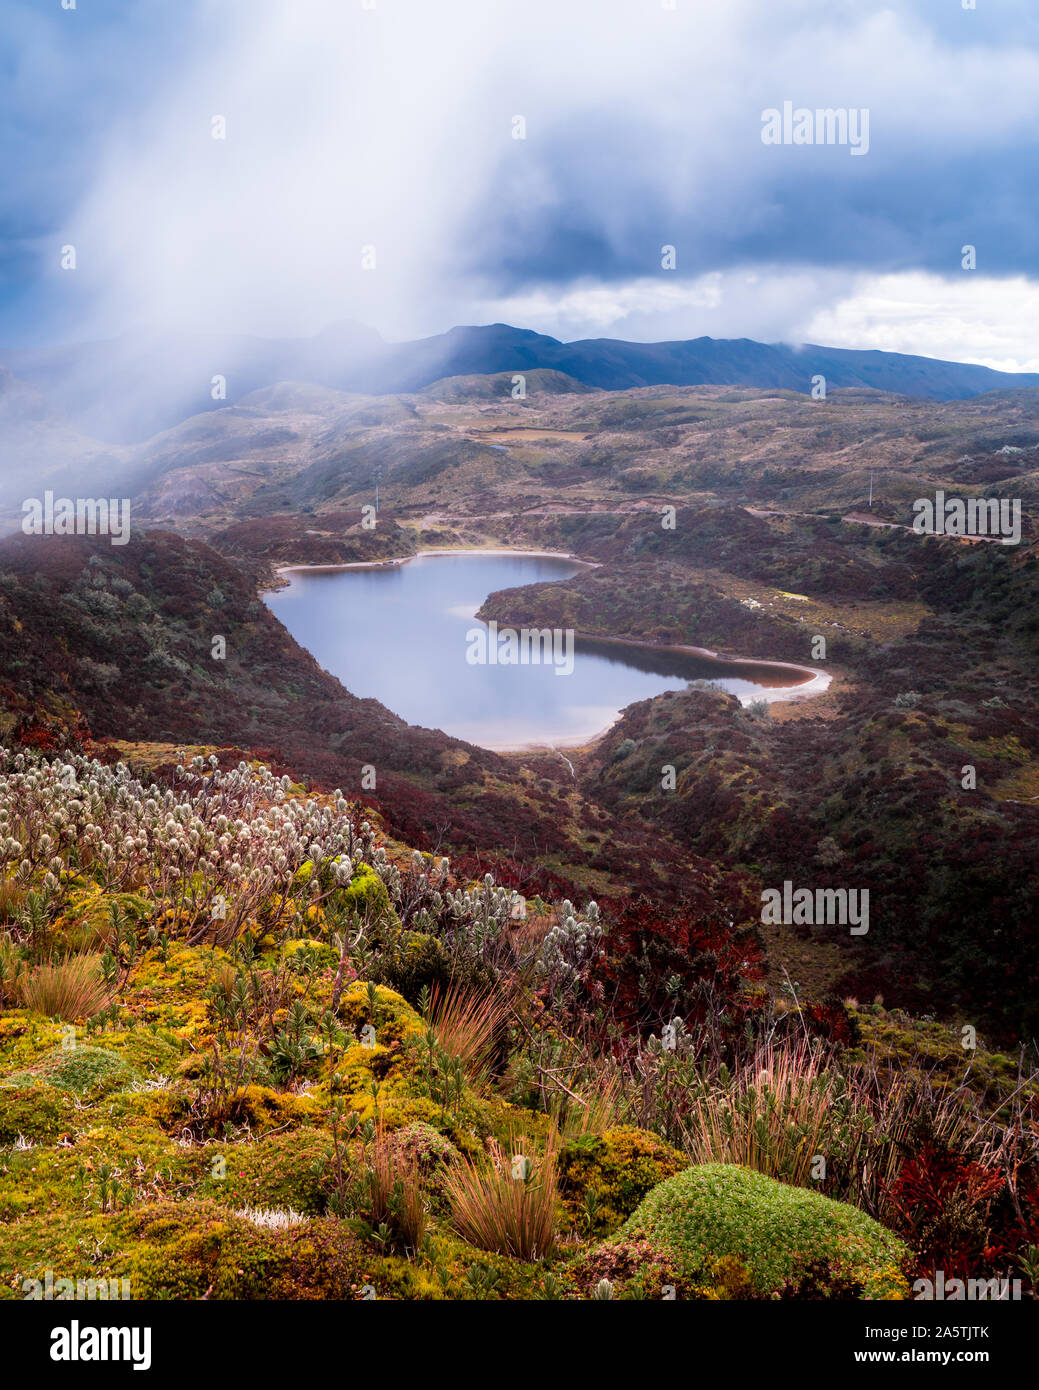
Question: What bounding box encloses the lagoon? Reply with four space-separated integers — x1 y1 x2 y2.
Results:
265 552 824 750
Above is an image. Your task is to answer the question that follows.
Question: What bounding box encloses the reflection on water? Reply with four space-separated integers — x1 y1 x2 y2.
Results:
265 553 815 748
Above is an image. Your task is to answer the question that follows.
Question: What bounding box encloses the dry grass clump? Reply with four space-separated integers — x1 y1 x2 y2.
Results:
0 878 24 924
17 953 110 1020
554 1065 626 1141
429 982 512 1088
444 1132 558 1261
0 932 23 1004
684 1039 838 1186
359 1123 427 1253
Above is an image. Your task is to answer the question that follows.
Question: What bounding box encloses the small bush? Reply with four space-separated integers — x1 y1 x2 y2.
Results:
589 897 764 1038
115 1200 372 1299
370 932 496 1006
4 1045 133 1097
571 1236 693 1299
389 1121 457 1175
884 1143 1004 1280
200 1129 334 1214
558 1126 688 1237
0 1084 81 1144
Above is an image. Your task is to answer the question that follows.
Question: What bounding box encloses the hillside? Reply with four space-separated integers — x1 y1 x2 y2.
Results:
113 380 1039 548
6 370 1038 540
1 371 1038 1308
1 747 1036 1302
478 508 1039 1039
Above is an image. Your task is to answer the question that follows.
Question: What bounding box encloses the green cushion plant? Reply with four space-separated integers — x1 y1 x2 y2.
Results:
612 1163 909 1298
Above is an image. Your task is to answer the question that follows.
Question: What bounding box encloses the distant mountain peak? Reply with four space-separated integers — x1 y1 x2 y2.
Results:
3 321 1038 443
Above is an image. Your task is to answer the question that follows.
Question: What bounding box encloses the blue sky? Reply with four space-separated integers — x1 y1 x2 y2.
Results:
2 0 1039 368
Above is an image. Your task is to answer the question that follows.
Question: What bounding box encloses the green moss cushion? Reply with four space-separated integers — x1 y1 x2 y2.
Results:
614 1163 909 1298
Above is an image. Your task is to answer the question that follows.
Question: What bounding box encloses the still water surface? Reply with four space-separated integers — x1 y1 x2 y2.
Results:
266 553 818 748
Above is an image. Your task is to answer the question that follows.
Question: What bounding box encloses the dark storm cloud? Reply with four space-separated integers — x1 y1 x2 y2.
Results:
0 0 1036 347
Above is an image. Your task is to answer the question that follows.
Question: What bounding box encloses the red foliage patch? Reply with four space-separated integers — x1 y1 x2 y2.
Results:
885 1144 1005 1280
587 895 765 1042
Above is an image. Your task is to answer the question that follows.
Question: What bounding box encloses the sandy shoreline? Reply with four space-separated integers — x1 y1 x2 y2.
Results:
480 721 618 755
273 546 599 579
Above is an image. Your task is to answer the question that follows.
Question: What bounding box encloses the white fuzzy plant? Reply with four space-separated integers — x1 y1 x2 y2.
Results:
0 747 603 975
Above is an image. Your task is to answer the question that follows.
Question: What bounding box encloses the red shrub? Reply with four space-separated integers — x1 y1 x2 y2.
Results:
587 896 765 1043
885 1144 1004 1280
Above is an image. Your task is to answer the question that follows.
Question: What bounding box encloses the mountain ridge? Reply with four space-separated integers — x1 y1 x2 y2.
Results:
3 321 1037 444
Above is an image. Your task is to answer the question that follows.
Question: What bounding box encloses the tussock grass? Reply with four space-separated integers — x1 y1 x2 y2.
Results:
0 932 23 1004
554 1065 626 1141
360 1123 426 1253
429 982 512 1089
680 1037 1007 1218
0 877 24 924
17 953 110 1021
444 1133 558 1261
684 1040 837 1187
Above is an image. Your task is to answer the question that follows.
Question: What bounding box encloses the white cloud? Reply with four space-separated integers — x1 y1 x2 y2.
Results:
52 0 1039 361
474 267 853 347
471 268 1039 373
475 276 726 338
798 273 1039 373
